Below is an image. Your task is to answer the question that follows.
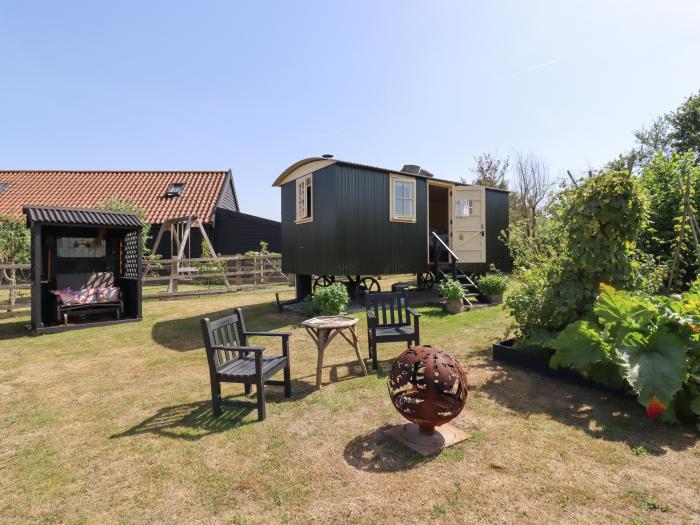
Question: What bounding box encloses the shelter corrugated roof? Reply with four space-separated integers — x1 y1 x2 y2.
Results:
23 205 143 228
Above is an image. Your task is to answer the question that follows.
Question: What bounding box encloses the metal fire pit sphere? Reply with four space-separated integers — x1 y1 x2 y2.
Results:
388 345 468 432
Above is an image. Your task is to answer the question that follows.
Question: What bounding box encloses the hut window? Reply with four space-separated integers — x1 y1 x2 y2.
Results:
455 199 474 217
390 174 416 222
57 237 106 258
296 174 313 223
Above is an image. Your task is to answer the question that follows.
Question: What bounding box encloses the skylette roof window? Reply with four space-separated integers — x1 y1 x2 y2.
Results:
165 182 185 198
0 183 7 193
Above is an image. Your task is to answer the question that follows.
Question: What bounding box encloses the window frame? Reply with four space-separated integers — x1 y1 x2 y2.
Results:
390 174 417 223
56 236 107 259
295 174 313 224
455 198 474 217
166 182 186 198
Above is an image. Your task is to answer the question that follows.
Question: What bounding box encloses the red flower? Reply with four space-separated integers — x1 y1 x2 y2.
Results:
646 396 666 418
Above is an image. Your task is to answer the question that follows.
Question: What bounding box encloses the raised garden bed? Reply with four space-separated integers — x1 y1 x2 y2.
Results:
492 339 624 394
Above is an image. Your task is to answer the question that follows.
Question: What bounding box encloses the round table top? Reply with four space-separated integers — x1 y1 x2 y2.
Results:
301 315 358 329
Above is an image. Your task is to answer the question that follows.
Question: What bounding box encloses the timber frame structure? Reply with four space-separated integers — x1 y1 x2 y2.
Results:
145 216 231 293
24 205 143 334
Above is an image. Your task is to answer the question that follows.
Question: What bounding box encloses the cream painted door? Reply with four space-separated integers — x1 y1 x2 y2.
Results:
451 186 485 263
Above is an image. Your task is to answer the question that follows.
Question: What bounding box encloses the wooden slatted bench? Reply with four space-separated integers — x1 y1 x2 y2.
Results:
54 272 123 325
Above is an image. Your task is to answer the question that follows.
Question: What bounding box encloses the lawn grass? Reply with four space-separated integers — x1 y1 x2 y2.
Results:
0 284 698 524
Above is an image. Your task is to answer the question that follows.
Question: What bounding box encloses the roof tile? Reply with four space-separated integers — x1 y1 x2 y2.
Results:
0 171 229 224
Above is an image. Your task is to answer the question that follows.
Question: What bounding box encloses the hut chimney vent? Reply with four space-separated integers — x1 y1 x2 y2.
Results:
401 164 433 177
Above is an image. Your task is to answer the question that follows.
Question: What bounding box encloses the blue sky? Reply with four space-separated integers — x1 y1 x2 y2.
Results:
1 1 699 220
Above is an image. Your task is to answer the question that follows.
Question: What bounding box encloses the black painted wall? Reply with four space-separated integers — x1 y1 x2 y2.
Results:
213 209 281 255
281 164 428 276
484 189 511 271
147 210 281 258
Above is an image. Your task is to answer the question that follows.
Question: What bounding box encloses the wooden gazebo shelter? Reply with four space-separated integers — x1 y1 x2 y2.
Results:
24 205 143 334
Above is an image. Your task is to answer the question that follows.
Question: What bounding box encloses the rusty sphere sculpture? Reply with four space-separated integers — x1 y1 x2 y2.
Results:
388 345 468 432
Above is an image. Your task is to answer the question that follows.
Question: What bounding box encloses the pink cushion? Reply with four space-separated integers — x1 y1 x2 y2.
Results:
52 286 119 305
95 286 120 303
73 288 96 305
51 287 77 305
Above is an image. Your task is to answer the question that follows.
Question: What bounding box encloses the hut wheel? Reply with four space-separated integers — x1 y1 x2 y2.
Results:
418 272 435 290
313 275 334 292
361 277 381 293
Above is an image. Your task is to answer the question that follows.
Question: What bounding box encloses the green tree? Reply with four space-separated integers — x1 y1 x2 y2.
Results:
0 215 31 308
0 215 30 264
639 152 700 287
633 116 673 167
668 91 700 157
98 196 152 257
466 153 509 190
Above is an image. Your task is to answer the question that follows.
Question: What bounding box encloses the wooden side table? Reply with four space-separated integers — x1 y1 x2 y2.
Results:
301 315 368 389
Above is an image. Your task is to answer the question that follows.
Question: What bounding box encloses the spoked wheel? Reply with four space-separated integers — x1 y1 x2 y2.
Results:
360 276 381 293
417 272 435 290
313 275 334 293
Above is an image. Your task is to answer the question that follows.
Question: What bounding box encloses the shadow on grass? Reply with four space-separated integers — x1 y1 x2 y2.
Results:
110 399 254 440
343 425 429 472
418 306 450 319
479 360 699 455
0 319 31 340
151 300 301 352
419 305 498 320
112 380 318 440
291 360 374 388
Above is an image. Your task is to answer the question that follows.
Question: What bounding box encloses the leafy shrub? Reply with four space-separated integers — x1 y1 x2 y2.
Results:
300 296 318 317
439 277 464 301
479 273 508 295
628 249 668 295
305 282 350 316
549 284 700 428
507 171 645 340
196 239 227 283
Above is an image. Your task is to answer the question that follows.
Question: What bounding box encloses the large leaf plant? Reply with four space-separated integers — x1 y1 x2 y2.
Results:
551 284 700 428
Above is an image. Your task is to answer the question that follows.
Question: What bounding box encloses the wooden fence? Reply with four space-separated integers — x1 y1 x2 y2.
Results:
143 254 291 297
0 255 291 317
0 263 31 318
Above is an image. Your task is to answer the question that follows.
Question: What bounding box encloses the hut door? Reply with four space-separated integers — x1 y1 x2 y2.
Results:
451 186 485 263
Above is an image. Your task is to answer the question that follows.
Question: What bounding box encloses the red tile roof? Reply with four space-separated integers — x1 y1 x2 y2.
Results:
0 170 231 224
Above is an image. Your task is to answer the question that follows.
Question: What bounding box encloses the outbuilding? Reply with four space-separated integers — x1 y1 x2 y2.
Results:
24 205 144 333
273 156 510 298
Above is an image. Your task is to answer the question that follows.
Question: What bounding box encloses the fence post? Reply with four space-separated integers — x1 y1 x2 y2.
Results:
236 257 242 288
9 267 16 309
167 258 178 294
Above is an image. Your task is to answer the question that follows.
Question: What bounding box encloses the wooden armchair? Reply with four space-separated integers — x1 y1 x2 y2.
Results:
200 308 291 421
365 290 421 370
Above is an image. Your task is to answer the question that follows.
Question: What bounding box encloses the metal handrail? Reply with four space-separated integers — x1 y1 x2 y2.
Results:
431 231 459 262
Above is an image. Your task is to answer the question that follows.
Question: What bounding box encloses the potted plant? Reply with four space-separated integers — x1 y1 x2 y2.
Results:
439 277 465 314
479 272 508 304
302 282 350 316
